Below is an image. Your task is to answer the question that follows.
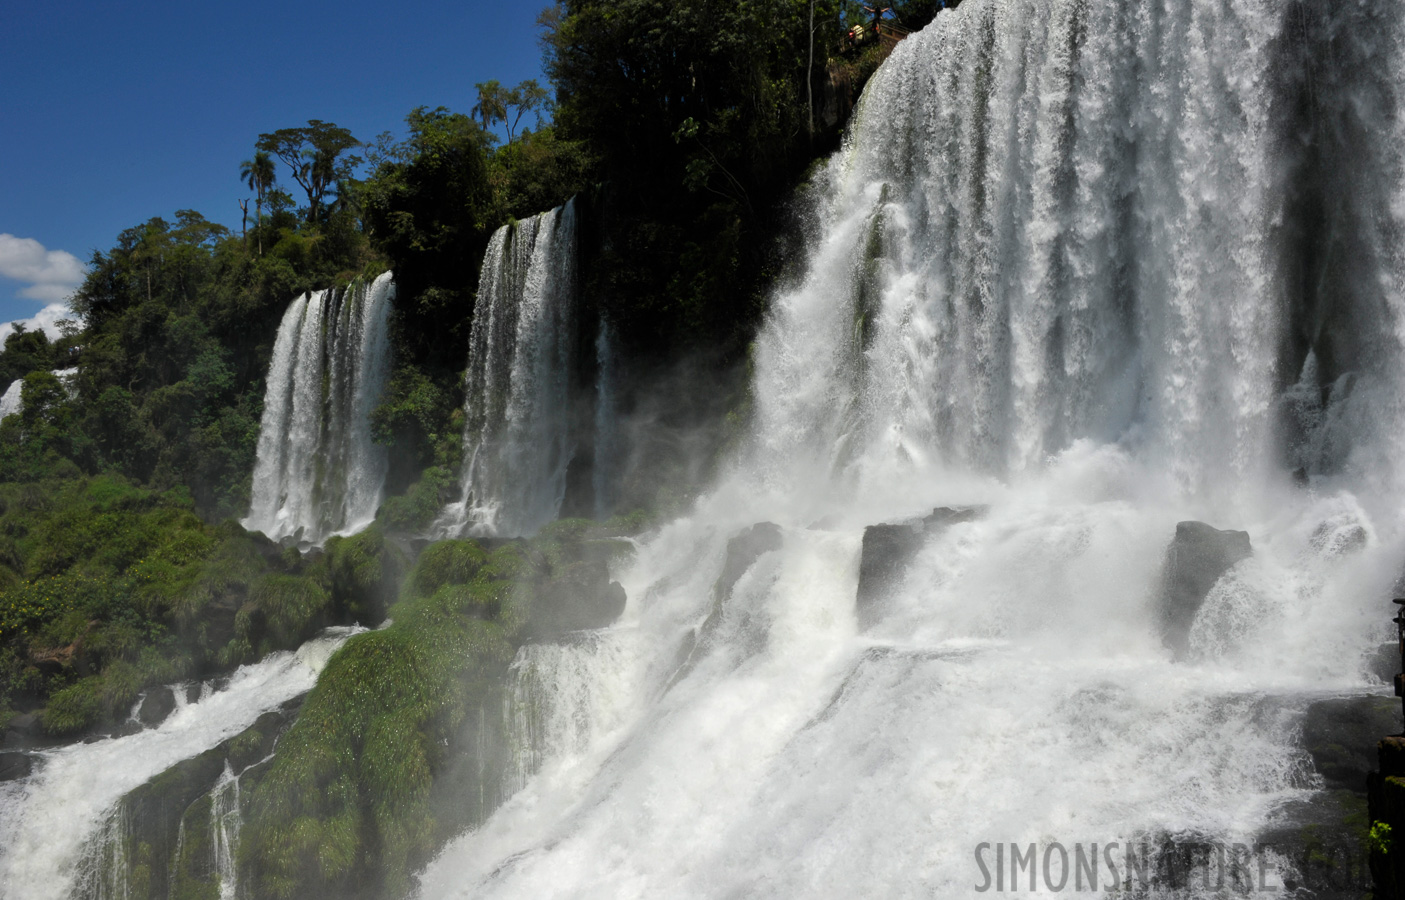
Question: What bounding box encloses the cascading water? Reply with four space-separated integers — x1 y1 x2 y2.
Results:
437 200 578 538
417 0 1405 897
0 628 358 900
243 272 395 545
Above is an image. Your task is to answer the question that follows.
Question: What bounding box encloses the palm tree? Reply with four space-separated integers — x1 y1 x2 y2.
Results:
239 151 276 255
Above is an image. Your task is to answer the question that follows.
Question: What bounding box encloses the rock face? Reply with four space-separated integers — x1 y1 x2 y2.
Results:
1303 695 1400 793
667 523 785 688
856 507 981 630
526 538 630 640
137 687 177 728
1158 521 1252 659
0 751 33 782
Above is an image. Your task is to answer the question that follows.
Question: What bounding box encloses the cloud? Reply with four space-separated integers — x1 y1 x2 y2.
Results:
0 302 74 346
0 234 86 303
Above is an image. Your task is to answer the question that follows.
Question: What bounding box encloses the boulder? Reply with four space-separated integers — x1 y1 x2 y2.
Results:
666 523 784 689
137 687 177 728
857 507 982 630
527 560 627 639
0 751 33 782
1158 521 1252 659
1301 695 1400 793
6 711 40 738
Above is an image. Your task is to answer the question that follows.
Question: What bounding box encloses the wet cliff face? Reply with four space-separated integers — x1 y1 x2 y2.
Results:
1270 0 1405 474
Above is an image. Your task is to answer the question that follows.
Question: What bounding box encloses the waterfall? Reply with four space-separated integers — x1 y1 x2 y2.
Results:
592 320 619 521
438 201 578 538
418 0 1405 897
210 764 241 900
0 380 21 421
243 272 395 545
0 628 359 900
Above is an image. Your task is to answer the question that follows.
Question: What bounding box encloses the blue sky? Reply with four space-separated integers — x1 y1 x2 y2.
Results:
0 1 548 328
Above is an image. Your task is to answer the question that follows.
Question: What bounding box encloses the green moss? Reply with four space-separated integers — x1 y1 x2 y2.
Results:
241 539 523 899
250 574 330 649
43 677 103 736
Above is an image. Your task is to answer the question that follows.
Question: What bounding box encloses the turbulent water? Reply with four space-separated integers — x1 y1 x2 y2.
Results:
416 0 1405 897
0 629 358 900
437 200 579 538
244 272 395 545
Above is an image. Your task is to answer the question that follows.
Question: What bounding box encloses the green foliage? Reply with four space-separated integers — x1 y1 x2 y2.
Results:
241 540 523 899
376 466 456 533
1372 820 1394 856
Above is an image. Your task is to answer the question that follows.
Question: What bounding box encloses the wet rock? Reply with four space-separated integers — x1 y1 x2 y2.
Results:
857 507 982 630
7 712 40 738
0 751 33 782
1369 643 1399 685
527 560 628 639
667 523 785 689
138 687 177 728
1256 791 1371 895
1303 695 1401 794
1158 521 1252 659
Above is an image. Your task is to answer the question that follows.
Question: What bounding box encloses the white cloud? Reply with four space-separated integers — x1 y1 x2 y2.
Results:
0 302 74 346
0 234 86 304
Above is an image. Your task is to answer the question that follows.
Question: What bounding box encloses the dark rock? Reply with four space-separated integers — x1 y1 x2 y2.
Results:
1158 521 1252 659
1256 790 1371 895
1369 643 1399 685
857 507 982 630
138 687 177 728
665 523 785 689
527 560 628 638
1302 695 1400 794
0 751 33 782
185 682 203 704
7 712 41 737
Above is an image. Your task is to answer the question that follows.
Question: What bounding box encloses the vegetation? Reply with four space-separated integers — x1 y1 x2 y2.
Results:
0 1 942 893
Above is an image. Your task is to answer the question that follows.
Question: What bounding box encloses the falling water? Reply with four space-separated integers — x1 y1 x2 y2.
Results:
592 320 619 521
0 380 22 421
211 764 242 900
243 272 395 545
417 0 1405 897
437 201 578 538
0 628 359 900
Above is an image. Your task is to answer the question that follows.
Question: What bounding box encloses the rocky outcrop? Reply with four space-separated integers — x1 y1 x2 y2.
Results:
1158 521 1252 659
526 535 631 639
857 507 982 630
667 523 784 688
0 750 33 782
74 699 302 900
137 687 177 728
1303 696 1400 794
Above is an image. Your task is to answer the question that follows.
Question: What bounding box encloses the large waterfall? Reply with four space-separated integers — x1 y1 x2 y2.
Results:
437 200 578 538
417 0 1405 897
243 272 395 545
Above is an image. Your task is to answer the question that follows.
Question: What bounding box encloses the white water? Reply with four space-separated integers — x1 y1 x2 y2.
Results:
592 321 619 521
0 628 359 900
438 201 578 538
419 0 1405 897
244 272 395 545
211 763 242 900
0 380 22 421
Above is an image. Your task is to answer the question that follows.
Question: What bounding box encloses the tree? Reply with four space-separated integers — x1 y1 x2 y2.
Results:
505 79 551 142
255 121 361 225
471 80 509 133
239 151 276 254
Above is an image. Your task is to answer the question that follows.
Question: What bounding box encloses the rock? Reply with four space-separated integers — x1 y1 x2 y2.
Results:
7 712 40 738
1302 695 1400 793
0 751 33 782
857 507 982 630
527 560 628 639
1158 521 1252 659
666 523 785 689
138 687 177 728
1369 643 1399 685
